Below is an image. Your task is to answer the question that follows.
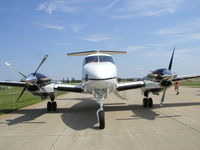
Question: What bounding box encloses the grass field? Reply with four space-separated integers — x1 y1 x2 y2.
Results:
180 78 200 88
0 87 66 115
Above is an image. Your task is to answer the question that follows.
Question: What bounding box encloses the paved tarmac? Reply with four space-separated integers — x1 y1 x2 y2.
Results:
0 87 200 150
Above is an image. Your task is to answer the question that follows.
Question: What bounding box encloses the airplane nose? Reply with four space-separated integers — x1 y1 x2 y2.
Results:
25 75 37 85
83 63 117 80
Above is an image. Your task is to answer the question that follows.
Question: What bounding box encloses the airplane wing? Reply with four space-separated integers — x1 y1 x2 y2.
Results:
172 74 200 82
117 81 145 91
54 84 83 93
0 81 27 87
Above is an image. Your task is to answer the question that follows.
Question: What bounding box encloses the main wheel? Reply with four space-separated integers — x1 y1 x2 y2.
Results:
143 98 148 107
148 98 153 107
99 110 105 129
52 101 57 111
47 101 52 111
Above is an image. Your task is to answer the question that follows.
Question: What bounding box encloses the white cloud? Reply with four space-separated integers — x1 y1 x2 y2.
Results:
176 49 193 54
126 46 147 51
146 52 161 57
112 0 183 19
37 0 78 14
80 34 109 42
154 18 200 36
37 0 182 18
35 23 65 30
152 18 200 43
95 0 118 12
71 24 84 33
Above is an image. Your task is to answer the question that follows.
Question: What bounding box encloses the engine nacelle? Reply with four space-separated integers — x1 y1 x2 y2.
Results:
44 83 55 93
160 80 172 87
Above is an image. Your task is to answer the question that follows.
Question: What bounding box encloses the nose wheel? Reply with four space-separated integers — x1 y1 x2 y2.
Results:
47 101 57 111
98 110 105 129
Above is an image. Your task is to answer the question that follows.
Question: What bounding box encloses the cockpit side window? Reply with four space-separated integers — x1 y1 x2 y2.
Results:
99 56 114 64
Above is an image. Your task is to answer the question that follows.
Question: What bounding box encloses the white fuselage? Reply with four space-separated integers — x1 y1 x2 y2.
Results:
82 54 118 97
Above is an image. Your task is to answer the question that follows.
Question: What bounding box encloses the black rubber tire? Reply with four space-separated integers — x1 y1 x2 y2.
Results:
148 98 153 107
99 111 105 129
47 101 52 111
52 101 57 111
143 98 148 107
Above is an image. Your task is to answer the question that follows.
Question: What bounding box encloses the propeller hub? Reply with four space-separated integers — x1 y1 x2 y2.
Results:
25 74 37 85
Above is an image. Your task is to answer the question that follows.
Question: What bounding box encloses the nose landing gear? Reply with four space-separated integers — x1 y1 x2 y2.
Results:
96 98 105 129
47 95 57 111
95 89 107 129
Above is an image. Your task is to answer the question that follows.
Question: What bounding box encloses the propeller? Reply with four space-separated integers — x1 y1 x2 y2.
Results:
160 46 176 105
168 45 175 71
5 55 48 103
160 86 167 105
34 54 48 76
16 87 27 103
5 62 26 78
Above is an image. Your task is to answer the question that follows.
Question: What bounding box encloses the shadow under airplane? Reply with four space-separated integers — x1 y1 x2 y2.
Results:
1 97 200 130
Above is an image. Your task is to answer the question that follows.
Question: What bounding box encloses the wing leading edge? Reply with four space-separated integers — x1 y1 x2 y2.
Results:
0 81 26 87
117 81 145 91
172 74 200 82
54 84 83 93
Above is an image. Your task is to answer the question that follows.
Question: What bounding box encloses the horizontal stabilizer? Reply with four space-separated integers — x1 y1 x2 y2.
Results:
67 50 127 56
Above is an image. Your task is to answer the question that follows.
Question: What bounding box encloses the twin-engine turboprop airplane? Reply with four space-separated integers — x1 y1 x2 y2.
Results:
1 49 200 129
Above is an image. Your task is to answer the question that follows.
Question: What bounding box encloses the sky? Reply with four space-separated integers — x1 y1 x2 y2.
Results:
0 0 200 81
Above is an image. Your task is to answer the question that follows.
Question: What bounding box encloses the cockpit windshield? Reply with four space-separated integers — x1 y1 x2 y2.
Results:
153 68 166 75
83 56 114 65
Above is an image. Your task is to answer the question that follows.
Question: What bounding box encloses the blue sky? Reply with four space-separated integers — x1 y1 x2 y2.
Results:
0 0 200 80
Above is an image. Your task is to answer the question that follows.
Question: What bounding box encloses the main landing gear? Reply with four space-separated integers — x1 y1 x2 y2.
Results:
47 96 57 111
143 91 153 107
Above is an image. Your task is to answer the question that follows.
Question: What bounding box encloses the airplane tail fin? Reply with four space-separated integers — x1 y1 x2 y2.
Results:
67 50 127 56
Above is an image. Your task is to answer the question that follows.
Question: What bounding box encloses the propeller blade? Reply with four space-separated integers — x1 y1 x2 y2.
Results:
168 45 175 71
16 87 27 103
5 62 26 78
34 54 48 75
160 87 167 105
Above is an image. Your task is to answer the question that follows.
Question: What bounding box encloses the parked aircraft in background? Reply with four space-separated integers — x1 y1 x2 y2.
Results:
0 49 200 129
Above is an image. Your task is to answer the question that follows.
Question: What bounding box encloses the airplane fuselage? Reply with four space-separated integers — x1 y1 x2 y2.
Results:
82 54 118 97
